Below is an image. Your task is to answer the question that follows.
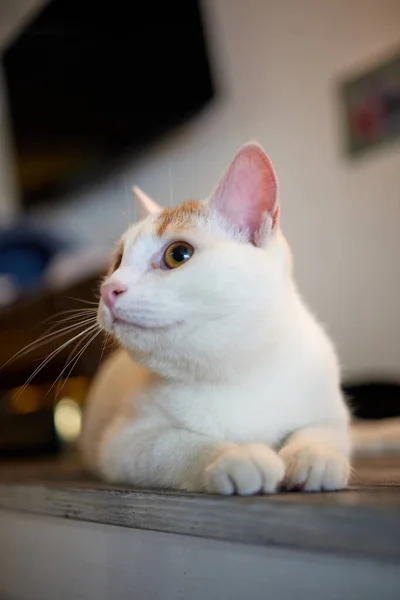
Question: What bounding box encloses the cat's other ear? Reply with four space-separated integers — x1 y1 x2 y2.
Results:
209 143 279 245
132 186 162 217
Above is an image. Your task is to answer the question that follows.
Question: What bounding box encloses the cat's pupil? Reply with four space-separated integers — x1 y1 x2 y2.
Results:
172 245 190 263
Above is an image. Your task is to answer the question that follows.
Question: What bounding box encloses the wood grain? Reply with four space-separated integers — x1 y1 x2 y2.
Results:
0 454 399 562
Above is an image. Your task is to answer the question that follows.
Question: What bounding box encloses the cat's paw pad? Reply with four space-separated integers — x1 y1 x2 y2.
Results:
204 444 284 495
279 443 350 492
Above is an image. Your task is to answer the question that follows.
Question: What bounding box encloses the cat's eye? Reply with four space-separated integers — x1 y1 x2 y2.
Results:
163 242 194 269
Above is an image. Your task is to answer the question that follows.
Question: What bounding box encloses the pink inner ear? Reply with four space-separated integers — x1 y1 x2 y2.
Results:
210 144 278 239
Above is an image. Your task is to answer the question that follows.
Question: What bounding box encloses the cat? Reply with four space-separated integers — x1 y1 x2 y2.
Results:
80 142 396 495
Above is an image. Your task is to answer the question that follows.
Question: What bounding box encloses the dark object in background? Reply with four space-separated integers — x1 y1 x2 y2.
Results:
0 376 90 457
343 381 400 420
0 406 60 458
3 0 215 208
0 224 68 296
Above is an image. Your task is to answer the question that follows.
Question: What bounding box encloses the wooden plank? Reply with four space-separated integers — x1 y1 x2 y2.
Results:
0 480 399 562
1 455 399 561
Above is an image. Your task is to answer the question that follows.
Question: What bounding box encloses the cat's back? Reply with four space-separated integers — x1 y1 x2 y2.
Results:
80 349 149 470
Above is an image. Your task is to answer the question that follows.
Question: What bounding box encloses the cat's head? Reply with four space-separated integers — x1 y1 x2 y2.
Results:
98 143 292 379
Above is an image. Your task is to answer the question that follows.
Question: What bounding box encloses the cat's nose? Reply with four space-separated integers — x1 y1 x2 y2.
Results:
100 279 127 310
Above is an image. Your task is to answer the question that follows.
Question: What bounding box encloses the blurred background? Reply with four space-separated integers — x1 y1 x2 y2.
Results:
0 0 399 457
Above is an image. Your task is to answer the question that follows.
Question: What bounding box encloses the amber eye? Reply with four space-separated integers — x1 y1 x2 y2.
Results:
163 242 194 269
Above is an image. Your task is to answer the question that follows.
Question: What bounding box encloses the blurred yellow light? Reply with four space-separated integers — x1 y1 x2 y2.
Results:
11 386 41 414
54 398 82 443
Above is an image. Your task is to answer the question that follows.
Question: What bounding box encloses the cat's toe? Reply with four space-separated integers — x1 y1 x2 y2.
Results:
204 444 284 495
249 444 285 493
280 443 350 492
204 446 260 495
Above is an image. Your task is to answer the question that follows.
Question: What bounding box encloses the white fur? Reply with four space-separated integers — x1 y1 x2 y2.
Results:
80 144 351 495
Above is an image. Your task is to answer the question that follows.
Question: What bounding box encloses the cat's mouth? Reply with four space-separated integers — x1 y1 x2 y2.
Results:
98 301 184 332
112 316 183 331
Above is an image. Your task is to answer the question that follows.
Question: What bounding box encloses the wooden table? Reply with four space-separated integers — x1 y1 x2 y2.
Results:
0 454 399 599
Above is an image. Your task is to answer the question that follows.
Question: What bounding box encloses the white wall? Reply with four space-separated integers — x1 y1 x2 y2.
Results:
3 0 400 378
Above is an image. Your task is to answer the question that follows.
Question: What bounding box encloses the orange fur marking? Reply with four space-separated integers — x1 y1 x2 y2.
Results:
155 201 205 237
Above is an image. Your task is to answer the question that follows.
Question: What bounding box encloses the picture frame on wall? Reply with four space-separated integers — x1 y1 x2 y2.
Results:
341 48 400 157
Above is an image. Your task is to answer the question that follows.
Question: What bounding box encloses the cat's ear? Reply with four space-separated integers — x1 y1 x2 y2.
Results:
132 186 162 217
209 143 279 245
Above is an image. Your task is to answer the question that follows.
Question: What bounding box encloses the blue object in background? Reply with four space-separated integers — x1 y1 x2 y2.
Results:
0 224 70 293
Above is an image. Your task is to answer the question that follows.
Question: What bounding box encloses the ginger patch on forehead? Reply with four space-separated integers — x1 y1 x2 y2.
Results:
155 200 205 237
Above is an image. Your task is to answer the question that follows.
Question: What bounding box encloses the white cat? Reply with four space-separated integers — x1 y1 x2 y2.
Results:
81 142 373 494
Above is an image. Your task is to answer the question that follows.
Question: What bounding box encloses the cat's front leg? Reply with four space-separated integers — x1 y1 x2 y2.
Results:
279 426 351 492
97 418 284 495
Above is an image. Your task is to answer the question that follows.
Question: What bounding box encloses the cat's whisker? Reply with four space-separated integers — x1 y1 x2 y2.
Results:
32 309 95 338
57 329 101 397
50 328 101 397
12 324 98 400
98 331 110 368
43 310 97 330
52 339 96 399
68 297 99 306
42 308 97 325
34 318 98 360
38 316 98 350
40 313 97 336
51 327 95 390
2 317 98 369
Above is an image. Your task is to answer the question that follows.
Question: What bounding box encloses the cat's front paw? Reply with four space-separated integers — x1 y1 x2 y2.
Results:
204 444 284 495
279 443 350 492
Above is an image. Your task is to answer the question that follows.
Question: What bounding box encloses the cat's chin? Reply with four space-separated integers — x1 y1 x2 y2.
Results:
110 318 186 359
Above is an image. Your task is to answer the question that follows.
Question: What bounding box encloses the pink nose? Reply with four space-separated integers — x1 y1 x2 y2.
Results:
100 279 127 310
